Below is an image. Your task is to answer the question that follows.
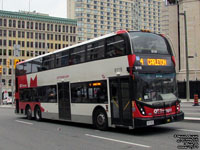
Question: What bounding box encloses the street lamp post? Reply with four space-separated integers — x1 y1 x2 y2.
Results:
180 11 190 101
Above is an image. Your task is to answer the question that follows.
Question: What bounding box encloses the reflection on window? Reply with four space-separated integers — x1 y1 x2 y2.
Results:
71 80 108 103
19 85 57 103
130 32 169 54
87 40 105 61
106 35 126 58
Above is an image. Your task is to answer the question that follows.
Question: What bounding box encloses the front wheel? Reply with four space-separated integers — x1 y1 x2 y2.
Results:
34 106 42 121
93 109 108 130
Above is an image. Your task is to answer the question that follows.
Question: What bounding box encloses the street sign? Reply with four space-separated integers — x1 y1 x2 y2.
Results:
14 44 20 57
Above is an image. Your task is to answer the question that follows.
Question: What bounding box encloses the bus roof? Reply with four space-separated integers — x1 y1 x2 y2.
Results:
20 31 119 64
17 30 160 64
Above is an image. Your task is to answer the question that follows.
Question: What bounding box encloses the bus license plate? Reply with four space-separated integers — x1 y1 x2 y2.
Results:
147 120 154 126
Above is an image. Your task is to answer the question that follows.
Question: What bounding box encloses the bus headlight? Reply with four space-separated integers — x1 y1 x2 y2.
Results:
137 104 146 116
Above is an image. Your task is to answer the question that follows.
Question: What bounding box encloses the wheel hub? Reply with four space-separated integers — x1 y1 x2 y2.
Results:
97 113 105 126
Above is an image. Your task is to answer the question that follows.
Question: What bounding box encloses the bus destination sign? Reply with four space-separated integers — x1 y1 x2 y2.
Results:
139 58 167 66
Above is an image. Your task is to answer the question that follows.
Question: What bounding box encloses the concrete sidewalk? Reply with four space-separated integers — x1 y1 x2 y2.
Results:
0 104 15 109
179 99 200 122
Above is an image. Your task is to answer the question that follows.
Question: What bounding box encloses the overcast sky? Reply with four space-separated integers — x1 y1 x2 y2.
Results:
1 0 67 18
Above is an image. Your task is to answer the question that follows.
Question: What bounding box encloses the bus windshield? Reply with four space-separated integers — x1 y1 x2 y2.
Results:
135 73 177 102
129 32 169 55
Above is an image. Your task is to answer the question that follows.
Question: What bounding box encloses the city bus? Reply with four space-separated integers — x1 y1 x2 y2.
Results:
15 30 184 130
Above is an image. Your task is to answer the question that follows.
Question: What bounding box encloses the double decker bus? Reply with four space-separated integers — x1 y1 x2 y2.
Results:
15 30 184 130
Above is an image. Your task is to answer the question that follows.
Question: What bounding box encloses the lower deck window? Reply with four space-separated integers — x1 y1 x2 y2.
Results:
71 80 108 103
19 85 57 103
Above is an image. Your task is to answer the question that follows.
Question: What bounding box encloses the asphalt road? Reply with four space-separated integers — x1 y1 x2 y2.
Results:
0 108 199 150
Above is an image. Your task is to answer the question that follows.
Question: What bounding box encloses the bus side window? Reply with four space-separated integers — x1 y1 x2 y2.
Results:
106 35 126 58
32 58 42 73
44 55 55 70
86 40 105 61
70 46 86 64
56 50 69 67
24 62 32 74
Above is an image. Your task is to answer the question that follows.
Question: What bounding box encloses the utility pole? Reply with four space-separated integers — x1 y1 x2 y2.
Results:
11 59 14 105
0 64 2 105
177 0 181 71
180 11 190 101
13 44 20 105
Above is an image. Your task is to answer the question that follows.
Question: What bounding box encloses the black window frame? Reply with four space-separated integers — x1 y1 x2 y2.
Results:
71 80 108 104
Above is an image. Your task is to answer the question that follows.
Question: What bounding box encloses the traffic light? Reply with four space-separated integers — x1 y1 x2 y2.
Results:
0 65 2 74
6 59 10 68
14 59 19 69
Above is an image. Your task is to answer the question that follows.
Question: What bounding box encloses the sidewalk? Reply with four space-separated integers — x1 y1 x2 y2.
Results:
179 99 200 122
0 104 15 109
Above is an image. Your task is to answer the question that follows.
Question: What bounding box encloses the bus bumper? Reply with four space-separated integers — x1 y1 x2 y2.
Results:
134 112 184 128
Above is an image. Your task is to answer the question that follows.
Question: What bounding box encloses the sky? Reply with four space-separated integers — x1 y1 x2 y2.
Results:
0 0 67 18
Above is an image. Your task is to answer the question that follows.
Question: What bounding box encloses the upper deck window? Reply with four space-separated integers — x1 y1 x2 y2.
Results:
106 35 126 58
129 32 169 55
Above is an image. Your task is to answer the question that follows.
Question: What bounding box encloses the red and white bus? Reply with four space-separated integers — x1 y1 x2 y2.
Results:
15 30 184 130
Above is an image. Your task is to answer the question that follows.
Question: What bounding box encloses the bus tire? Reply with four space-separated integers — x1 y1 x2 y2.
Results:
26 106 32 120
34 106 42 121
93 108 108 130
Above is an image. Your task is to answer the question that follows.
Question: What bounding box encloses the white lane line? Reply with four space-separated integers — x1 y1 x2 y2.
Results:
185 113 200 115
85 134 151 148
184 117 200 121
15 120 33 125
177 129 200 133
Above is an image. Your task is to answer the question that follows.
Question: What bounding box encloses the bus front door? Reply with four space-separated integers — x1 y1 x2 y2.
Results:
58 82 71 120
110 77 132 126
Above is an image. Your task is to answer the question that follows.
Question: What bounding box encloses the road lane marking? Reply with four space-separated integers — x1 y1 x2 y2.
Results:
184 117 200 121
85 134 151 148
15 120 33 125
185 113 200 115
177 129 200 133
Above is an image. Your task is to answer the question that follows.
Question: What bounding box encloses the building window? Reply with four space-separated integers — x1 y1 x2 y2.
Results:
3 40 6 47
43 23 45 30
18 21 21 28
3 49 6 56
0 19 2 26
31 22 33 29
27 21 30 29
4 19 7 27
35 23 38 30
22 21 25 28
9 20 12 27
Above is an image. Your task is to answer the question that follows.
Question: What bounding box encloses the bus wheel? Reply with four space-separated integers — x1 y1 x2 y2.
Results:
34 106 42 121
26 106 32 120
94 109 108 130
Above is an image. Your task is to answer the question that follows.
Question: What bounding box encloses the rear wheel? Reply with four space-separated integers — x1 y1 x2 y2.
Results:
26 106 32 120
93 109 108 130
34 106 42 121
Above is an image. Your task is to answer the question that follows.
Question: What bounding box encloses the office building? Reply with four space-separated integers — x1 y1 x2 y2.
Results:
0 10 77 96
67 0 163 42
162 0 200 98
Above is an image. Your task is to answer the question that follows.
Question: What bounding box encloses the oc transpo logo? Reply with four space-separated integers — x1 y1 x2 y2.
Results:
154 108 172 114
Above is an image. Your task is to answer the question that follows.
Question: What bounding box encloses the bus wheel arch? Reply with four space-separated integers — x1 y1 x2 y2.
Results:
92 106 108 130
25 105 32 120
34 105 42 121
